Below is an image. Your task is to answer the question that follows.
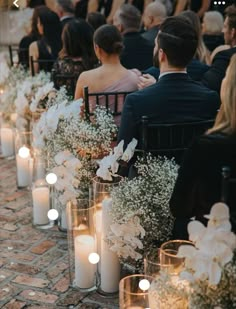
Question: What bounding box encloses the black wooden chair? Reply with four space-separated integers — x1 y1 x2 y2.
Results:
83 86 132 122
8 45 28 67
51 69 78 97
138 116 215 163
30 56 55 76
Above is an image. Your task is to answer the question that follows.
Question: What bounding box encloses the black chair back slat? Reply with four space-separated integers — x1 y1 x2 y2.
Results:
30 56 55 76
83 86 132 122
139 116 214 163
8 45 28 67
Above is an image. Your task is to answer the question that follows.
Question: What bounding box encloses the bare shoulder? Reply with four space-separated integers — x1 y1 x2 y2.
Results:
29 41 38 57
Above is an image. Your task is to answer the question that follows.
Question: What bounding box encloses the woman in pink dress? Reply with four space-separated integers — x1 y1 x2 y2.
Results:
74 24 140 125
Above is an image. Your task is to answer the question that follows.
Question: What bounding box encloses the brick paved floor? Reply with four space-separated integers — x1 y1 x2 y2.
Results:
0 157 119 309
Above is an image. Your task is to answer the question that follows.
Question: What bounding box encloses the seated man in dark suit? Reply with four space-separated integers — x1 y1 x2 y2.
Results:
141 1 166 47
56 0 75 29
202 5 236 93
118 15 220 148
113 3 154 71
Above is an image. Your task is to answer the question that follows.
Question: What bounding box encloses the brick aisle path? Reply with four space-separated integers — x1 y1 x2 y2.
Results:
0 157 119 309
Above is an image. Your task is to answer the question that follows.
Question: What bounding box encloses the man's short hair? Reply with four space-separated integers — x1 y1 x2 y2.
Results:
118 4 141 31
157 16 198 68
57 0 74 14
225 5 236 30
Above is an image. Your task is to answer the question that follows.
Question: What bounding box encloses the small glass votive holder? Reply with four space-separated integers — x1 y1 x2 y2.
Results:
15 130 33 189
67 199 98 292
119 274 153 309
144 248 171 278
160 240 193 275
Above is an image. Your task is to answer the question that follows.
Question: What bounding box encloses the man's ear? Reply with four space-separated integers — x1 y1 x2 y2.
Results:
159 48 165 62
231 27 236 39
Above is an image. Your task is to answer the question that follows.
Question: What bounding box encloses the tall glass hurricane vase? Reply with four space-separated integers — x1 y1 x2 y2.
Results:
67 199 98 292
15 130 33 189
31 156 52 229
92 176 122 296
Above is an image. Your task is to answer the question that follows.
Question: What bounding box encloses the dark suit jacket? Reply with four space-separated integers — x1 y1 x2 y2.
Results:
141 25 159 46
61 16 74 29
144 59 209 81
120 32 153 71
202 47 236 93
118 73 220 147
170 132 236 239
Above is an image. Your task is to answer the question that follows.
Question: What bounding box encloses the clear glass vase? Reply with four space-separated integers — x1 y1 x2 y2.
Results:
31 156 52 229
92 176 122 296
119 274 153 308
15 130 33 189
0 124 15 158
67 199 98 292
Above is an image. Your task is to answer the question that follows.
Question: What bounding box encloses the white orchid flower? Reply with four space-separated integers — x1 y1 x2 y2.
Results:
54 150 74 165
113 140 124 160
64 157 82 172
204 203 230 228
187 220 206 243
121 138 138 162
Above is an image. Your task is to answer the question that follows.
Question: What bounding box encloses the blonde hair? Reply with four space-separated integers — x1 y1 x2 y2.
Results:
208 54 236 135
203 11 224 34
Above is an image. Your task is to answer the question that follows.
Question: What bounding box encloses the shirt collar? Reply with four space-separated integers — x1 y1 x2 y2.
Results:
159 70 187 80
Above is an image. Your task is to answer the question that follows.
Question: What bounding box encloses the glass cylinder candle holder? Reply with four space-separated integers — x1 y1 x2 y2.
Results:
31 157 52 229
67 199 98 292
15 130 33 189
0 123 15 158
92 176 122 296
119 274 153 309
160 240 193 275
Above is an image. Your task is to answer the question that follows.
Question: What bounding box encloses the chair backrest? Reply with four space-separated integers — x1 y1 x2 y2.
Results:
30 56 55 76
8 45 28 67
83 86 132 122
51 69 78 97
138 116 215 162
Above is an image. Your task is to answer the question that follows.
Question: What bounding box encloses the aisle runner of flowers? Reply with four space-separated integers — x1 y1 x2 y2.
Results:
1 55 236 307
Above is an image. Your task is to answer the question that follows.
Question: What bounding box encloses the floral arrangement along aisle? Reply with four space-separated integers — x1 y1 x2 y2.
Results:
33 100 117 210
177 202 236 308
106 154 178 271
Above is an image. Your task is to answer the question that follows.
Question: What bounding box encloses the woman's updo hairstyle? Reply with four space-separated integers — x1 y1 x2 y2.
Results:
94 24 124 55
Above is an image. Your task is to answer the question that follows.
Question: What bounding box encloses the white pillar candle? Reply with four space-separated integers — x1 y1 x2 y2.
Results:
16 154 31 187
32 186 50 225
74 234 96 289
101 197 120 293
1 128 14 157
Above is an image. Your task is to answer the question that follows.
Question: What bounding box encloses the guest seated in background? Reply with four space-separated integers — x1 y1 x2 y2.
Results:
53 19 97 94
87 12 107 30
29 6 62 74
202 5 236 93
180 10 210 65
18 6 41 67
56 0 75 29
74 24 141 124
202 11 224 52
141 1 166 47
113 4 153 71
118 16 220 148
170 54 236 239
142 10 210 83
